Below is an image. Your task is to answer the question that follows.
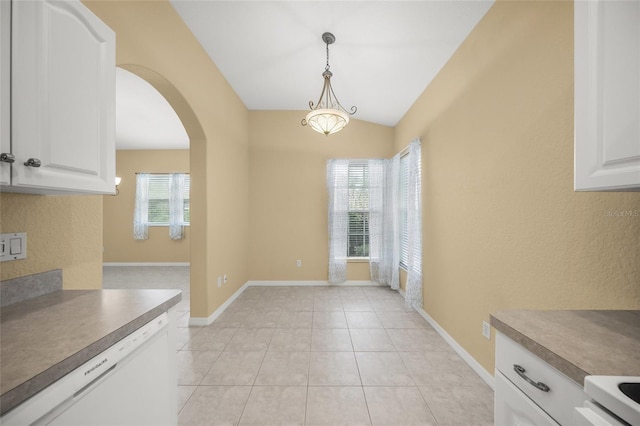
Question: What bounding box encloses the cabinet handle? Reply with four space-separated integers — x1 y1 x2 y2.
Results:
24 158 42 168
0 153 15 163
513 364 550 392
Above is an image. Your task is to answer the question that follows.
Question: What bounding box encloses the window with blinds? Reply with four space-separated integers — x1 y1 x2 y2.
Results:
147 174 190 225
348 162 369 257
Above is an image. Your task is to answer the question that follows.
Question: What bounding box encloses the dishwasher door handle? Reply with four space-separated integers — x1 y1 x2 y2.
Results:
73 364 117 398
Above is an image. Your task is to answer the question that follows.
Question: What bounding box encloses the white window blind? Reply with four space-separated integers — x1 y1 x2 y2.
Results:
409 150 422 275
348 162 370 257
147 174 190 226
399 154 409 268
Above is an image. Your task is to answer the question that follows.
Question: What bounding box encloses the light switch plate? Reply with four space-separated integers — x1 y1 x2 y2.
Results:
0 232 27 262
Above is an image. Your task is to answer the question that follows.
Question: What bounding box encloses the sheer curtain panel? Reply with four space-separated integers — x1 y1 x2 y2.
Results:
368 159 384 282
169 173 185 240
381 156 401 289
369 158 400 289
327 160 349 283
405 139 423 307
133 173 150 240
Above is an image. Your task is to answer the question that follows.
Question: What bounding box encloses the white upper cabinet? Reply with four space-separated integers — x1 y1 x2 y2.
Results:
4 0 115 194
0 1 10 186
575 0 640 191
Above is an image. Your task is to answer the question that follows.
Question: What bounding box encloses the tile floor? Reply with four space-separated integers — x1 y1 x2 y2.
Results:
103 266 494 426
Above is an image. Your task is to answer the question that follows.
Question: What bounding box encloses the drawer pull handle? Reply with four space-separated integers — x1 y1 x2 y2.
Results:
513 364 550 392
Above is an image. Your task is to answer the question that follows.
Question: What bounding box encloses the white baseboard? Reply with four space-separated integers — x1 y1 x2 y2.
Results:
395 288 494 389
103 262 190 267
413 305 495 390
246 280 385 287
189 281 250 326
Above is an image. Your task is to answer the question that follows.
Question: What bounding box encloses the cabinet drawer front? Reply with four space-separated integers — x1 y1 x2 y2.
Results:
495 371 559 426
496 332 586 426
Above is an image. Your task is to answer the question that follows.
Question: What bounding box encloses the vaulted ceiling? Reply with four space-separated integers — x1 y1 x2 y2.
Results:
116 1 494 149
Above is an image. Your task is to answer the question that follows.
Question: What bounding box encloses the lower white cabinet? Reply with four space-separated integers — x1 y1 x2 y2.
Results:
495 332 587 426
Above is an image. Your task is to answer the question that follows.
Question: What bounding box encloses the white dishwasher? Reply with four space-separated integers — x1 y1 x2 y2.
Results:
1 312 176 426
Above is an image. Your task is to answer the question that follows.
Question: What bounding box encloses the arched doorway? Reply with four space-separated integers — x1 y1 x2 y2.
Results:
103 64 208 320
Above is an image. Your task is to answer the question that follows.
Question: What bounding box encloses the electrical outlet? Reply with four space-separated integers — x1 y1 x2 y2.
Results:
217 276 222 288
223 274 228 284
482 321 491 340
296 259 302 267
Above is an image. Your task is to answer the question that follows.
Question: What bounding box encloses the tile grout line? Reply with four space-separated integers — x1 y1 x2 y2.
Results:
304 342 312 426
236 329 272 426
348 321 373 425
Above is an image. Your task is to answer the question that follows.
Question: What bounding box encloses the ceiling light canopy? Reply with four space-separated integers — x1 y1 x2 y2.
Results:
302 32 356 136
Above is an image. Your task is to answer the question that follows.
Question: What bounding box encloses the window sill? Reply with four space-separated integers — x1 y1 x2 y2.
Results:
347 257 369 263
147 224 191 227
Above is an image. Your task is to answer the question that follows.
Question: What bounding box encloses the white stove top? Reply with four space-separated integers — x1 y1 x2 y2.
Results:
585 376 640 426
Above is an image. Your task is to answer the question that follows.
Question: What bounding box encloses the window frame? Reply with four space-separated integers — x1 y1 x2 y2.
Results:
145 173 191 227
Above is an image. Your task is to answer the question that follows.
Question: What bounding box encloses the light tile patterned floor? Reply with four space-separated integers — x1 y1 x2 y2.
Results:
104 266 494 426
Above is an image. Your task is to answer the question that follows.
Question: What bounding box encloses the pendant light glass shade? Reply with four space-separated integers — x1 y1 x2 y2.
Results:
302 33 356 136
306 108 349 136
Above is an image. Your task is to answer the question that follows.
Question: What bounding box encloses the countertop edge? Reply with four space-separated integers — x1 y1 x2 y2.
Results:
490 313 589 386
0 292 181 416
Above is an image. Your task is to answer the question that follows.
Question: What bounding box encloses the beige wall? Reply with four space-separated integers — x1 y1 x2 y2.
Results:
103 150 190 263
5 0 636 378
395 0 640 373
248 111 394 281
86 1 250 318
0 194 103 289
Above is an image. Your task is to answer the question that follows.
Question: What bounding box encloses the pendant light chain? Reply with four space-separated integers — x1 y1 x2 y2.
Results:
325 39 330 72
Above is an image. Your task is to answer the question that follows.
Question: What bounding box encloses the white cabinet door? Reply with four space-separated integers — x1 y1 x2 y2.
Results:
0 0 10 186
495 372 559 426
575 0 640 191
10 0 115 194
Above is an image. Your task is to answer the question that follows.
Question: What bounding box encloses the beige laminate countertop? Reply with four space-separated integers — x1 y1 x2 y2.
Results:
0 289 181 415
490 310 640 386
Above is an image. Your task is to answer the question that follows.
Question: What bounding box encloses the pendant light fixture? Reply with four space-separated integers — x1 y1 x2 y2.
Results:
302 32 357 136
